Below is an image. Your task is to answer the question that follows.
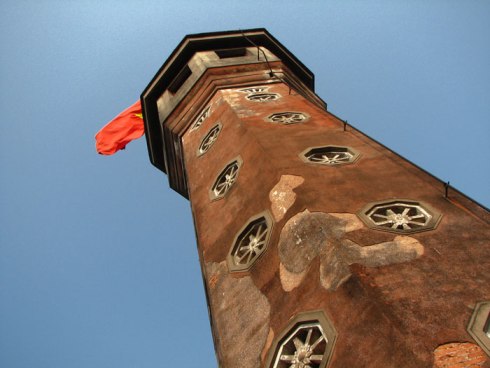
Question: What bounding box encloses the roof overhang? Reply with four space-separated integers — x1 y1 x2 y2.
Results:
140 28 316 175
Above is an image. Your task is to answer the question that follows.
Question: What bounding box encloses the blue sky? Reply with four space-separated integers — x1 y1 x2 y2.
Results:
1 1 489 367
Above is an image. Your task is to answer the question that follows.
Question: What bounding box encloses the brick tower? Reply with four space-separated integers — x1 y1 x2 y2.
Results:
140 29 490 368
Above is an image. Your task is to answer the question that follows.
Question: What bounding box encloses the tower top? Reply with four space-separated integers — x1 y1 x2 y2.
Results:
141 29 317 182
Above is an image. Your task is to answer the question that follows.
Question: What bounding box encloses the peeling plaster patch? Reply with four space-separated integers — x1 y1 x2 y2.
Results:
342 236 425 268
205 262 270 368
221 89 262 118
320 251 353 291
330 213 364 232
269 175 305 221
279 263 307 292
222 90 243 108
261 328 275 363
208 272 219 290
279 210 346 274
433 342 488 367
278 210 425 291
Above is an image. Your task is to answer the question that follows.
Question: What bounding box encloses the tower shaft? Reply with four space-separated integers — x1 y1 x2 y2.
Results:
141 29 490 368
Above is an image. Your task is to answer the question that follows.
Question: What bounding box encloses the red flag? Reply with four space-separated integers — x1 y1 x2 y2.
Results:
95 100 144 155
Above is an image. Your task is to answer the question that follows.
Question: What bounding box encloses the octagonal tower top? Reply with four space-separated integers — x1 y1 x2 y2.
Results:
140 29 322 193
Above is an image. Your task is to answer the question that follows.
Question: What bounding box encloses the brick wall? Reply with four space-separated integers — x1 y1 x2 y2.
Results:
433 343 488 368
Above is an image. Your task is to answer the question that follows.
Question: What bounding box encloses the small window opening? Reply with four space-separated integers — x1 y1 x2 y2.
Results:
215 48 247 59
168 65 192 94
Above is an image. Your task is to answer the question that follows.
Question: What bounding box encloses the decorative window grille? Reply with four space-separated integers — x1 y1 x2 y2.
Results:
239 86 268 94
190 106 210 131
275 323 326 368
268 112 309 125
301 146 359 166
227 212 272 272
239 85 280 102
358 199 441 234
266 311 337 368
246 93 280 102
197 123 221 156
210 158 242 200
467 301 490 356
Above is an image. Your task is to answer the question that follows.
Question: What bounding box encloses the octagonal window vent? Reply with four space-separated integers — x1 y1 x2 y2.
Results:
467 301 490 356
246 93 280 102
197 123 221 156
227 211 272 272
190 106 210 131
239 86 268 94
268 112 309 125
210 157 242 200
266 311 337 368
358 199 441 234
300 145 360 166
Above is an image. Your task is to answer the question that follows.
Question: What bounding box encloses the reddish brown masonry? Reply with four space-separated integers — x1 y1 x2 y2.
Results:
141 29 490 368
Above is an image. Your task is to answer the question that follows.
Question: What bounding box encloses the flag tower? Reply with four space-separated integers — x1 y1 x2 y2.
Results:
140 29 490 368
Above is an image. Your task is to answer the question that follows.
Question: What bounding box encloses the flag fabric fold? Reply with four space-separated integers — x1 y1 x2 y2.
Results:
95 100 144 155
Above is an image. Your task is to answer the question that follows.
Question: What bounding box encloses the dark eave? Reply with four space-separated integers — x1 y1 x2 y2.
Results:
140 28 315 174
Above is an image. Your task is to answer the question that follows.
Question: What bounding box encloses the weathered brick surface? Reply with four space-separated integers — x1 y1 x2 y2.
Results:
150 32 490 367
433 343 488 368
179 81 490 367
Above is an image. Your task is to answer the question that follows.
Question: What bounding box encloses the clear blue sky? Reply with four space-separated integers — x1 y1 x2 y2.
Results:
1 1 489 367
